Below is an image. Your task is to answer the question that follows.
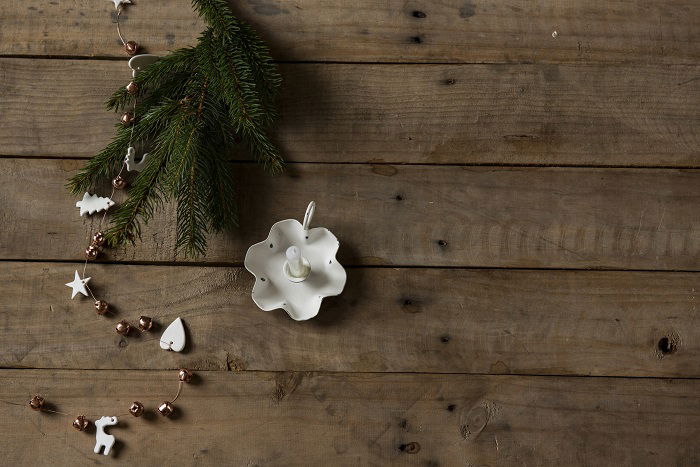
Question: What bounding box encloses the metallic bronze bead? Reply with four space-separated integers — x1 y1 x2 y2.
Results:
178 368 193 383
124 41 139 56
129 401 144 417
158 401 174 417
115 320 131 335
91 231 106 247
29 395 44 411
112 175 127 189
138 316 153 332
94 300 109 315
72 415 89 431
126 81 138 95
85 245 99 260
120 112 134 126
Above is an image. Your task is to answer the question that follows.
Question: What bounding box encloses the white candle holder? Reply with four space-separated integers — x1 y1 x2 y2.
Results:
244 201 347 320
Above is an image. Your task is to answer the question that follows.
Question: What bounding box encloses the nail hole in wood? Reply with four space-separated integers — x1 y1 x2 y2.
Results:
437 239 447 247
412 10 427 18
395 194 404 201
447 404 456 412
658 337 676 354
440 335 450 344
445 78 457 85
399 442 421 454
411 36 423 43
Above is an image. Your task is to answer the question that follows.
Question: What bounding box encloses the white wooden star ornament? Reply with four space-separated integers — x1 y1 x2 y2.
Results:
76 192 115 216
66 270 91 299
109 0 131 9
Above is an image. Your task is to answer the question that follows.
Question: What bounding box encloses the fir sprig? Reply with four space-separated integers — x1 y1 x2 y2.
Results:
67 0 282 257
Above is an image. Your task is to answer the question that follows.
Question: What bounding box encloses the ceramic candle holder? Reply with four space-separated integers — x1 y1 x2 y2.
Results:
244 201 346 321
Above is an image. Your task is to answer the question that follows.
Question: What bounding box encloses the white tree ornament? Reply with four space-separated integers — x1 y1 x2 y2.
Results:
76 192 115 216
160 318 186 352
125 146 149 172
65 270 91 299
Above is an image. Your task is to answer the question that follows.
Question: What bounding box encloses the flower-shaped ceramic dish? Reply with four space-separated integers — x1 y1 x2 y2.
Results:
244 202 346 320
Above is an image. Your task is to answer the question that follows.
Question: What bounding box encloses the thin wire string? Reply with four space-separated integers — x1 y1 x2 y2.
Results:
115 6 127 46
1 378 186 420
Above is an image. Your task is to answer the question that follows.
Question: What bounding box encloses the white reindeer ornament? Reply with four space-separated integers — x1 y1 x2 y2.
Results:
94 416 118 456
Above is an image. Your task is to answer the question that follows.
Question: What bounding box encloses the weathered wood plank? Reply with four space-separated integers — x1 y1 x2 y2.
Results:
1 159 699 270
2 262 698 377
1 0 698 63
1 58 699 166
0 370 698 465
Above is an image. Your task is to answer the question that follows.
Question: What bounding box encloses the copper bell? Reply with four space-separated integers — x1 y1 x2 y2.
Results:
178 368 193 383
126 81 138 95
138 316 153 332
120 112 134 126
115 320 131 335
129 401 144 417
112 175 127 189
158 401 174 417
85 245 99 260
124 41 139 56
92 231 106 247
95 300 109 315
72 415 89 431
29 395 44 411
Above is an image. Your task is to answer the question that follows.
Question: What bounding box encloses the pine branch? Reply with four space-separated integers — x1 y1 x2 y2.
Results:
70 0 283 257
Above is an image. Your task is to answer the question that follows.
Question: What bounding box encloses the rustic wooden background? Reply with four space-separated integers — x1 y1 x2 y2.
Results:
1 0 699 465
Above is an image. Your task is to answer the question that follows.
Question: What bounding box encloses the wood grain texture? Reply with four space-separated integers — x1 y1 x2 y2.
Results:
1 0 698 64
1 158 699 270
1 370 699 465
2 262 699 377
1 59 699 166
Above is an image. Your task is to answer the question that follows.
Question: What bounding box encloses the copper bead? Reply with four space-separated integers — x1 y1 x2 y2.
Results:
115 320 131 335
95 300 109 315
112 175 127 189
120 112 134 126
129 401 144 417
72 415 89 431
138 316 153 332
85 245 99 260
126 81 138 95
29 395 44 411
158 401 174 417
124 41 139 56
178 368 193 383
92 231 106 247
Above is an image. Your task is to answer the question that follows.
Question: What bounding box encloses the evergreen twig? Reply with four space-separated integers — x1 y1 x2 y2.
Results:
67 0 282 257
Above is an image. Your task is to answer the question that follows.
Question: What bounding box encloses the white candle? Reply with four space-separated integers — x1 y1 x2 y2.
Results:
286 245 306 278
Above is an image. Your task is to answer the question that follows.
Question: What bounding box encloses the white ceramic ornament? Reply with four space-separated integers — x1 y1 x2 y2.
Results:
94 416 118 456
65 270 91 299
76 192 115 216
108 0 130 9
128 54 159 78
124 146 149 172
244 201 346 321
160 317 186 352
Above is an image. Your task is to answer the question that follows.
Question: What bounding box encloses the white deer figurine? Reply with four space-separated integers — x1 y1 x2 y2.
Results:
94 416 118 456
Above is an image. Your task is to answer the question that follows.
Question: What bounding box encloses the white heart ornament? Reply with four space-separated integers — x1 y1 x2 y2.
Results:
128 54 159 77
160 317 186 352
